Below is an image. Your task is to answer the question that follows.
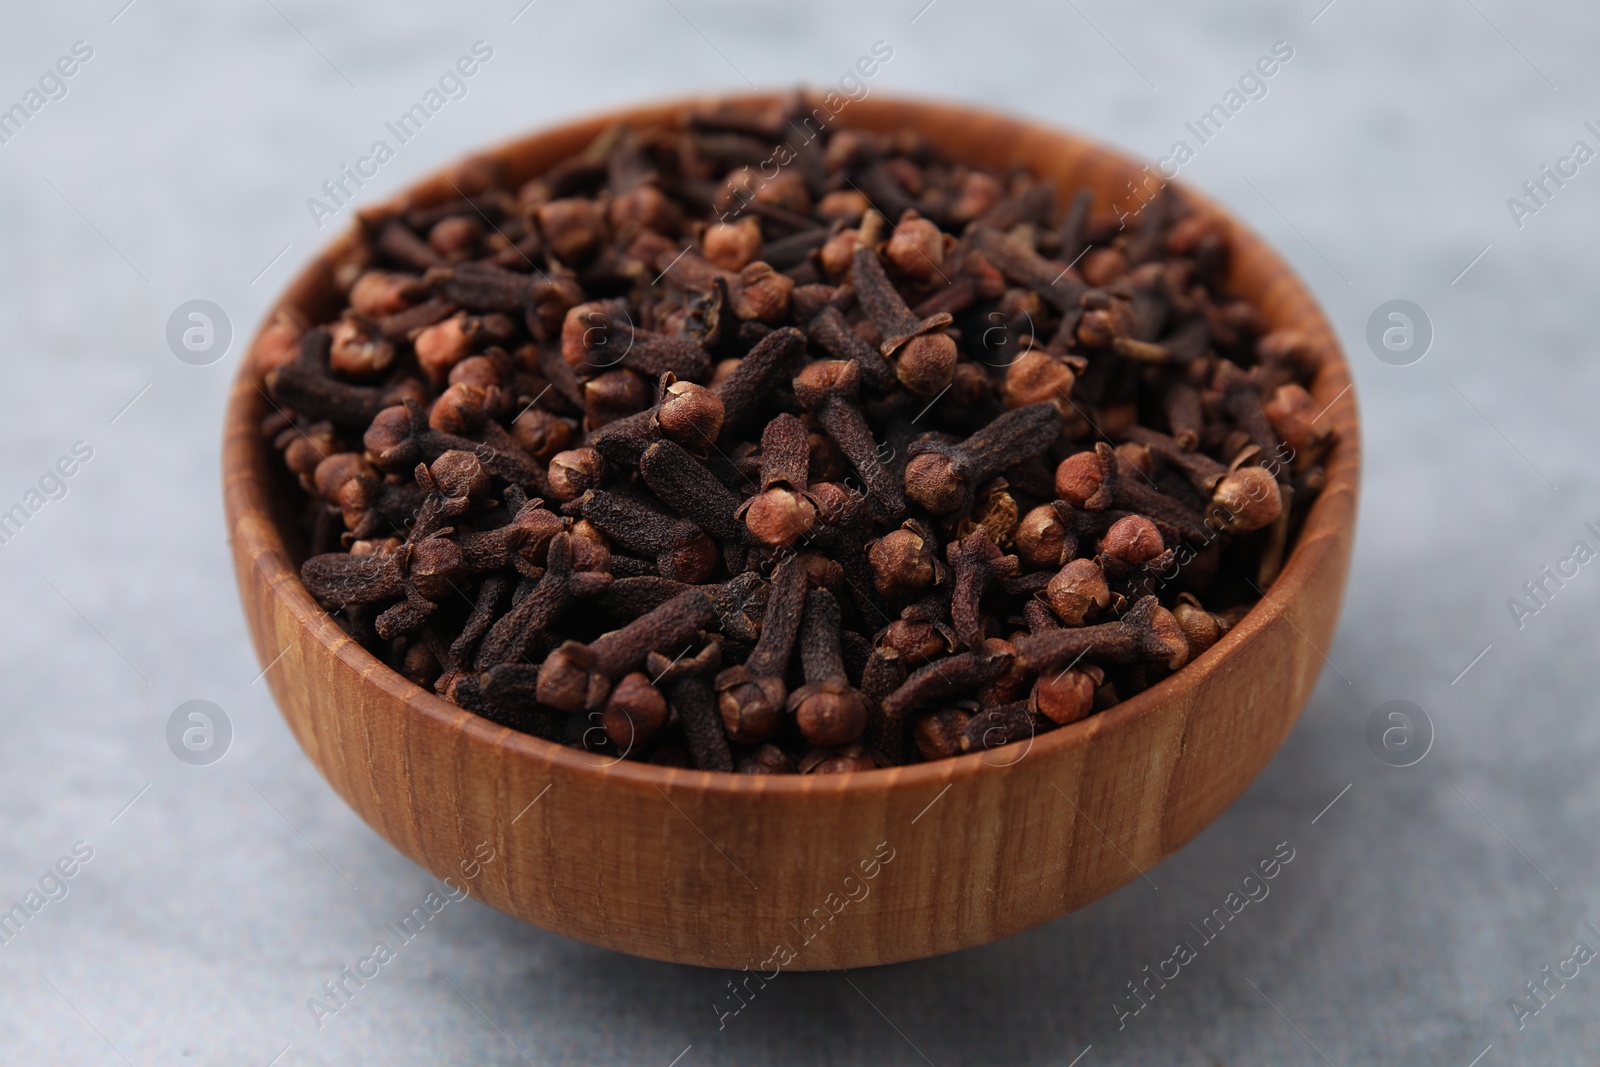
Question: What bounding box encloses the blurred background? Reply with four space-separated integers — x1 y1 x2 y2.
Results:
1 1 1595 1063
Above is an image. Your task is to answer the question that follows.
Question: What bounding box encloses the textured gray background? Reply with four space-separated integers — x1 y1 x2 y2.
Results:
1 0 1596 1064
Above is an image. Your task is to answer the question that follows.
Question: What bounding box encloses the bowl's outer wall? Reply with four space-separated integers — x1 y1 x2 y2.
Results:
225 94 1359 970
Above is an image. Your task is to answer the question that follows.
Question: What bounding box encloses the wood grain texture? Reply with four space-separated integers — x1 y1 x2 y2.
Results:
224 94 1360 970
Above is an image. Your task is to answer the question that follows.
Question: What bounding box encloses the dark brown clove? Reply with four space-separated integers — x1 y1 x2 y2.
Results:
793 360 905 522
714 554 807 743
904 402 1062 515
968 225 1087 314
266 328 416 428
570 489 719 583
787 589 870 746
882 639 1016 718
851 247 956 397
601 672 670 750
536 586 717 712
654 643 733 772
449 664 565 741
713 326 807 435
806 304 897 391
639 439 745 543
1055 444 1212 542
736 414 818 549
946 528 1019 648
474 532 612 670
1012 595 1189 673
364 399 546 491
961 701 1048 754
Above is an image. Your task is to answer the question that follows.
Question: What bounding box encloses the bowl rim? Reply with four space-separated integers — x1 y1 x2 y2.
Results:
226 90 1359 798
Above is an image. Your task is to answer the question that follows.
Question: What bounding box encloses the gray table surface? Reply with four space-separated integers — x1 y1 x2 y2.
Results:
2 1 1597 1063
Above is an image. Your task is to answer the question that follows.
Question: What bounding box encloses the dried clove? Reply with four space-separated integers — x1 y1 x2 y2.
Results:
793 360 905 521
851 246 957 397
713 553 806 743
736 414 818 549
536 587 717 712
904 402 1062 515
788 589 870 747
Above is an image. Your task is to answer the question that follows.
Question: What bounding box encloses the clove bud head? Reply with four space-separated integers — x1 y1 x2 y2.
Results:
537 198 605 264
608 185 679 241
283 424 342 480
561 301 618 368
656 381 725 451
429 216 481 258
913 708 972 762
867 529 937 598
789 682 870 747
1262 383 1326 455
903 452 966 515
1032 667 1101 726
329 317 395 378
428 383 488 435
1002 349 1077 416
537 641 597 713
337 475 379 530
885 211 946 283
1148 606 1191 670
895 333 957 398
407 538 465 602
656 533 720 584
511 408 573 461
1211 467 1282 533
1099 515 1165 565
800 744 881 774
818 229 862 278
547 448 606 502
731 262 794 323
950 172 1003 222
363 405 419 470
510 504 564 564
428 450 490 502
1016 504 1070 568
737 744 796 775
702 217 763 272
714 665 786 744
583 369 651 427
879 619 948 666
792 359 861 408
957 483 1020 548
1046 559 1111 626
348 271 421 317
816 190 869 222
312 453 373 502
742 487 817 549
1054 451 1103 508
414 314 473 385
602 672 669 749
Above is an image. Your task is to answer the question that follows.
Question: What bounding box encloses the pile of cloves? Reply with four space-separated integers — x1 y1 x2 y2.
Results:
258 95 1335 774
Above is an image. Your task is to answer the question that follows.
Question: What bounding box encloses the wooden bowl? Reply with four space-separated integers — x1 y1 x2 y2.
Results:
225 93 1359 970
